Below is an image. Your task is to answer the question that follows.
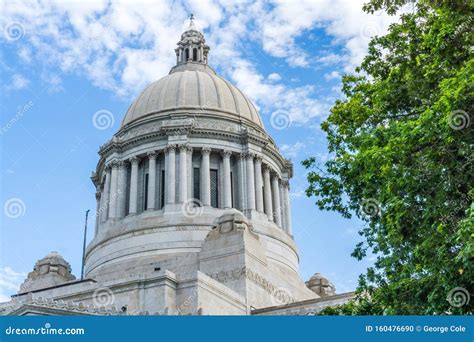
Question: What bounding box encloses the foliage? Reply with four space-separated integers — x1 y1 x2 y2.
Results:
304 0 473 314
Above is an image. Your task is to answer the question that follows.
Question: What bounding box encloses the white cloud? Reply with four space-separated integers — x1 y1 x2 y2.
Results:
324 70 340 81
251 1 395 69
1 0 402 124
280 141 306 158
11 74 29 90
268 72 281 82
0 266 26 302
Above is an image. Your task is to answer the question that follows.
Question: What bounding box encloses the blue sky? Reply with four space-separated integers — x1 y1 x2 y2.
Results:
0 0 400 302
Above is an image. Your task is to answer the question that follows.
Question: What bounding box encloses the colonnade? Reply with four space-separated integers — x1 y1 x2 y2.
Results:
96 145 292 235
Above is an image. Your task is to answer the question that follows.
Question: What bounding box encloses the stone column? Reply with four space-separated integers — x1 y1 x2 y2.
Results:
129 156 139 215
222 150 232 209
254 156 264 213
108 161 119 219
187 146 193 201
271 173 282 227
282 180 293 235
165 145 176 204
245 153 256 210
147 151 157 210
201 148 211 206
101 166 111 222
237 153 246 211
279 182 286 230
117 161 127 218
179 145 188 203
95 191 101 236
263 165 273 222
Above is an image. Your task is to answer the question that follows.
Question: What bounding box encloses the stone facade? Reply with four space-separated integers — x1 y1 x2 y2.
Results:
1 16 353 316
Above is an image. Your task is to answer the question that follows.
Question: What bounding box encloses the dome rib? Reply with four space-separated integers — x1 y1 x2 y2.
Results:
220 76 240 120
195 70 204 107
159 76 171 112
209 70 222 108
144 79 161 114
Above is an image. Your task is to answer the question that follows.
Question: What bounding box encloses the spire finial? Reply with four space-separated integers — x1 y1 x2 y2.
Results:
188 13 196 31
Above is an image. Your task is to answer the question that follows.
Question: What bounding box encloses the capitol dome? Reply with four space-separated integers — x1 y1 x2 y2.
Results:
122 63 264 130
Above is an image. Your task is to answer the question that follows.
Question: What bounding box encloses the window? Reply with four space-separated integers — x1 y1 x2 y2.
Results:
185 48 189 61
160 170 165 209
210 169 218 208
193 48 198 61
143 173 149 210
193 167 201 203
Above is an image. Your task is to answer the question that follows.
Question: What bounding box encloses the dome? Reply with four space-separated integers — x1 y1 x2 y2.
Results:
121 63 264 130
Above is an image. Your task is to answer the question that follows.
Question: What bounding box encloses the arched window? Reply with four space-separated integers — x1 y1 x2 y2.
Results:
193 48 198 61
185 48 189 61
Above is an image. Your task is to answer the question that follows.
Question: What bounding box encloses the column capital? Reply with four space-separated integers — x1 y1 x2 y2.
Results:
271 171 280 179
178 144 190 152
164 144 176 154
129 156 140 164
254 155 263 163
110 160 120 169
262 163 272 171
243 152 255 160
117 160 126 168
147 151 158 159
201 147 211 155
281 179 290 187
104 164 112 172
221 150 232 158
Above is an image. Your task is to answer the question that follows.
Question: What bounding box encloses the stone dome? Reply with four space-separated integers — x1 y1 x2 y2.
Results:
121 62 263 130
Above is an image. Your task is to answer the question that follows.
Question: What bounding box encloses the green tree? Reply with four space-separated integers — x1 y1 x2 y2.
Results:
304 0 473 314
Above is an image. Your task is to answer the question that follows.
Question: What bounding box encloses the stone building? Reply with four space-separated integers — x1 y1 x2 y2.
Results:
1 17 353 316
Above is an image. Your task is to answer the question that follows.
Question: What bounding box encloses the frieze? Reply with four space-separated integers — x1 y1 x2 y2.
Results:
118 122 163 141
194 119 240 133
207 267 294 304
